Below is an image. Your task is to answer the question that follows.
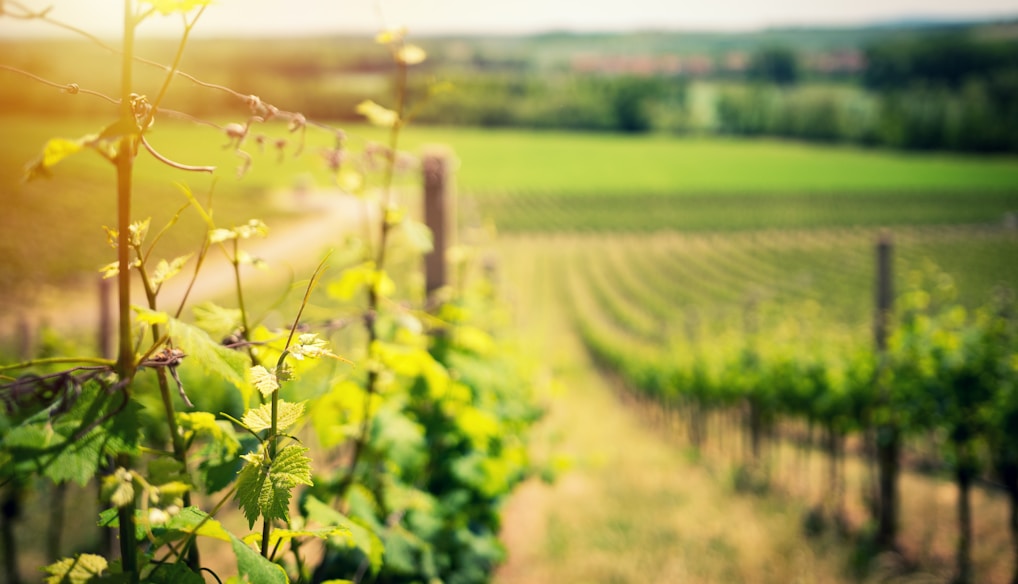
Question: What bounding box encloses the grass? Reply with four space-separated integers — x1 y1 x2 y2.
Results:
475 191 1018 232
394 127 1018 196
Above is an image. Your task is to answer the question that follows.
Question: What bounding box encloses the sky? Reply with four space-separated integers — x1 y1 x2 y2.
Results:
2 0 1018 38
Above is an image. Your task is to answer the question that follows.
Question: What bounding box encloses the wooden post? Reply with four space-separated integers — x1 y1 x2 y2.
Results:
15 316 33 361
874 231 899 550
423 148 452 299
874 232 893 351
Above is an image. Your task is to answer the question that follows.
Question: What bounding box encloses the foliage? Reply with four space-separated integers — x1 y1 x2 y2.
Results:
746 45 800 86
0 5 538 584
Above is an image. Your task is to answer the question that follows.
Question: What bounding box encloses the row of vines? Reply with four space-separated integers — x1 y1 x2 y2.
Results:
0 2 539 584
555 227 1018 583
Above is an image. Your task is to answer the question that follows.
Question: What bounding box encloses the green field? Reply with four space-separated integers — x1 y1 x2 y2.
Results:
2 114 1017 299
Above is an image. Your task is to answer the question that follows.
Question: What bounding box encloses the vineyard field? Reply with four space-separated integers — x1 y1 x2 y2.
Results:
493 223 1018 583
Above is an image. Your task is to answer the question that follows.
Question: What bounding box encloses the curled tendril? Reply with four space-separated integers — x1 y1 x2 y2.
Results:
139 347 193 408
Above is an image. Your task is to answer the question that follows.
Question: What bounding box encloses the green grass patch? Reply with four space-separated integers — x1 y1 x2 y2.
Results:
475 191 1018 232
394 127 1018 196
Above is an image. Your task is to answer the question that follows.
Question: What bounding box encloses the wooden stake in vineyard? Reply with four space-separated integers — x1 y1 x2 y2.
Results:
423 148 452 298
874 230 899 550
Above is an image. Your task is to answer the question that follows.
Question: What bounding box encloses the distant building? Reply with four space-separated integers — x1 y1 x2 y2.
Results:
571 53 715 76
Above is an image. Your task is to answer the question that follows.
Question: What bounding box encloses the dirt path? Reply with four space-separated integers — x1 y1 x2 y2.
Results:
1 189 378 344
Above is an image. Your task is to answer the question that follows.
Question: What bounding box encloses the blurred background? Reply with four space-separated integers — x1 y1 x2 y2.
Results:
2 1 1018 583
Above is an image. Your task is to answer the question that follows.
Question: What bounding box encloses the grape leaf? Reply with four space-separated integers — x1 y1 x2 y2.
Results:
167 316 250 402
230 531 289 584
303 496 384 575
43 554 107 584
235 445 313 528
147 562 205 584
242 526 353 551
151 254 192 287
241 400 304 434
24 136 87 181
249 366 279 397
192 301 243 340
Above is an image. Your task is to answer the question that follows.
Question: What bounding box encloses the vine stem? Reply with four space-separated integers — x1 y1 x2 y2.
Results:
337 45 409 499
114 2 139 582
260 254 331 558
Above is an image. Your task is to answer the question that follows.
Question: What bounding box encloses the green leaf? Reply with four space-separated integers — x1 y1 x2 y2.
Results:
289 333 332 360
151 254 192 287
230 532 289 584
102 468 136 508
271 445 313 490
167 317 250 403
163 506 233 542
241 400 305 434
328 262 390 302
303 496 384 575
43 554 108 584
25 137 85 181
4 385 141 485
356 100 399 127
133 305 169 326
400 219 433 254
235 445 313 528
249 366 279 398
193 301 243 340
147 562 205 584
242 526 353 551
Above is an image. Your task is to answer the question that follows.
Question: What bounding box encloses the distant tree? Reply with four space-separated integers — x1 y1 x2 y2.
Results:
863 33 1018 90
747 46 800 86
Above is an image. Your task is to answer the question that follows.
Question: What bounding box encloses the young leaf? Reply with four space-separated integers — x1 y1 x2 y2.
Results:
128 218 151 247
250 365 279 398
397 44 427 65
289 333 332 360
235 445 313 528
151 254 193 287
375 26 407 44
24 137 86 181
242 526 352 551
163 506 233 542
43 554 108 584
356 100 399 128
134 305 169 326
241 400 305 434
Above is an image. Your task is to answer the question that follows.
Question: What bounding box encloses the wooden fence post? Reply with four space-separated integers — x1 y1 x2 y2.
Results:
874 230 899 550
423 148 452 299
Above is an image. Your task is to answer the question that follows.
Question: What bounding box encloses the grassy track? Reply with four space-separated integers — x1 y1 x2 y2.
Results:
494 237 857 583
